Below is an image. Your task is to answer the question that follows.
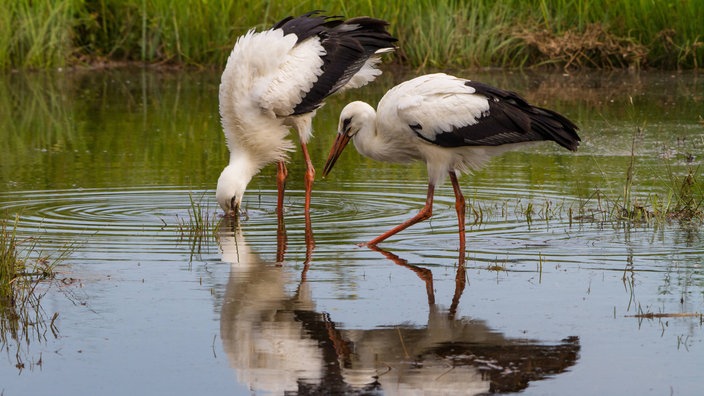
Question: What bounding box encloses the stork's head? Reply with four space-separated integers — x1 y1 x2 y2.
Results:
216 161 253 217
323 101 376 177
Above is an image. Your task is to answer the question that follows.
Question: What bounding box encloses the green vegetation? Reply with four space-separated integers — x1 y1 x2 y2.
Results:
0 0 701 70
583 165 704 224
1 215 60 370
0 0 78 69
606 98 703 223
176 193 218 262
613 155 702 224
1 216 54 308
570 126 704 225
466 145 704 226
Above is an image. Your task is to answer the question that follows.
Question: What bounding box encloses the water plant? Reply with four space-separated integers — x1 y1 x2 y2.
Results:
1 215 60 370
176 192 218 261
612 126 703 223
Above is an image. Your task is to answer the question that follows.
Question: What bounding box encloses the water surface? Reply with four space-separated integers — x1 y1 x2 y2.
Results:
1 69 703 395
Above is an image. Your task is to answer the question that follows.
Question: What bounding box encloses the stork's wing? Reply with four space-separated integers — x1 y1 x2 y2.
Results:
307 17 397 99
395 74 580 151
257 14 396 117
250 30 328 118
289 16 396 115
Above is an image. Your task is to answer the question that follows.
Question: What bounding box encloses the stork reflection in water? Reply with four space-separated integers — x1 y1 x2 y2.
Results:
217 219 580 394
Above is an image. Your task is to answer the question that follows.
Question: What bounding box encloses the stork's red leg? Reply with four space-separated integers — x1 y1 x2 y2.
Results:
276 161 288 215
365 184 435 247
299 141 315 214
276 161 288 264
449 171 466 250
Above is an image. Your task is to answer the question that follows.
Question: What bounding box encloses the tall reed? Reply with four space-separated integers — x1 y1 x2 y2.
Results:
1 1 702 69
1 0 79 69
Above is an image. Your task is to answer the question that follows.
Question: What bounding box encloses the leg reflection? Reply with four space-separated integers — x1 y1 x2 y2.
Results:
367 245 435 306
367 245 469 311
275 204 316 269
449 259 466 320
276 209 287 264
302 209 315 279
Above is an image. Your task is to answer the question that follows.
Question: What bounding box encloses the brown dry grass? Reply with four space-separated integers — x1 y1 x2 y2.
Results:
515 23 649 70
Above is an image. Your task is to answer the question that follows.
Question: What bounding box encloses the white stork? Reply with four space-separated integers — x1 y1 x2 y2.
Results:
323 73 580 247
216 12 396 217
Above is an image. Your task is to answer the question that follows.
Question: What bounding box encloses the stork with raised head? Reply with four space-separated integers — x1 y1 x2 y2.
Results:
216 12 396 217
323 73 580 247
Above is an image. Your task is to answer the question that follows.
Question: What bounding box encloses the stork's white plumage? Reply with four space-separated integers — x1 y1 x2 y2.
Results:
323 73 581 247
216 12 396 217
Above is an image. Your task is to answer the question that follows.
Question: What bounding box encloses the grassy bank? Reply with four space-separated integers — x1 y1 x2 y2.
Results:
1 0 701 70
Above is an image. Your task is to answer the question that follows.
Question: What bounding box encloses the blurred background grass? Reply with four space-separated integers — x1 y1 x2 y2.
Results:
1 0 702 70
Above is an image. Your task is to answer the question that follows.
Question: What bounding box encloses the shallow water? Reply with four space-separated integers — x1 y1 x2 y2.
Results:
1 69 703 395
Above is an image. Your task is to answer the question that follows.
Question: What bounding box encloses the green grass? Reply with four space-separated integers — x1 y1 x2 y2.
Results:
0 215 54 304
0 216 21 302
0 0 701 70
609 97 703 223
176 193 218 262
464 147 704 227
1 215 61 370
577 128 704 225
0 0 79 69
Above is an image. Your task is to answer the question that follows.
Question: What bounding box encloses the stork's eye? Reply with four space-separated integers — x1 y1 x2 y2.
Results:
342 117 352 134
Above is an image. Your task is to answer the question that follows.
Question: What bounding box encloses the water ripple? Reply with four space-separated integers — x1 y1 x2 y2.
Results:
1 185 702 273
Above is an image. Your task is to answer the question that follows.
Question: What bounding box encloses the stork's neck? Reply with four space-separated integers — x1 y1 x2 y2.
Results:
351 103 416 164
350 105 388 162
228 149 258 178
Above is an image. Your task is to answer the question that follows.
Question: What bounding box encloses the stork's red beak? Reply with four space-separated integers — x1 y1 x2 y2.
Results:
322 133 352 177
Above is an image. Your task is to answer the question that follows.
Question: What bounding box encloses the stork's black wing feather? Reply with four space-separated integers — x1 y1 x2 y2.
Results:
419 81 580 151
465 81 580 151
288 15 397 115
273 11 342 43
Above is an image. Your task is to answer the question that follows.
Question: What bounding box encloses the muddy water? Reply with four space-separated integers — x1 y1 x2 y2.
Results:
0 69 702 395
